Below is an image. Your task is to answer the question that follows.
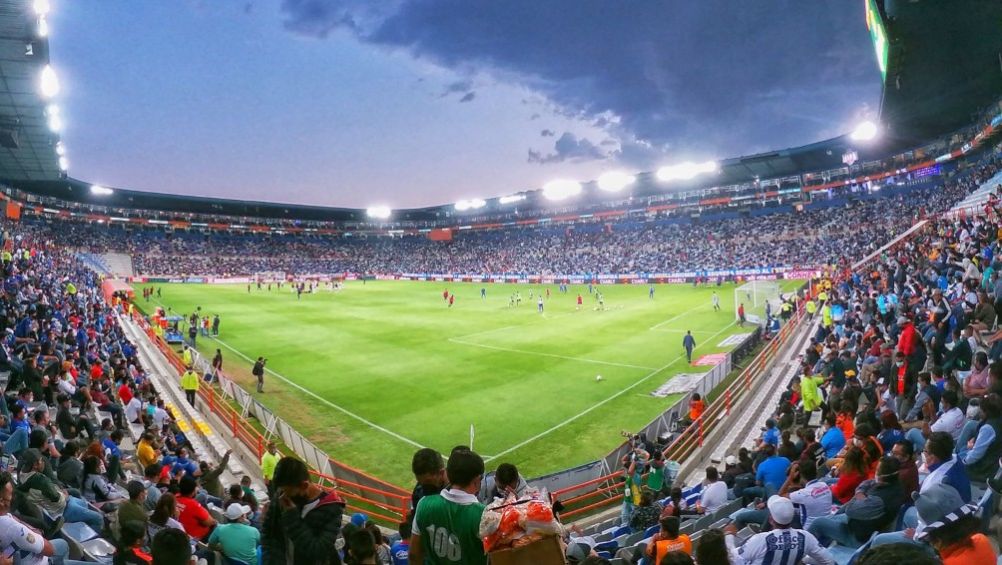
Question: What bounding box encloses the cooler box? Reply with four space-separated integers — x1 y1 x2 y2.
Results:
488 536 564 565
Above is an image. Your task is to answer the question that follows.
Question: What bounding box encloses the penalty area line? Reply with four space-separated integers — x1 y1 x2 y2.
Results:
484 322 733 463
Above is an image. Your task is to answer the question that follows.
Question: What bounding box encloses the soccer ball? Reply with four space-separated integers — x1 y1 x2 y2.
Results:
596 375 603 382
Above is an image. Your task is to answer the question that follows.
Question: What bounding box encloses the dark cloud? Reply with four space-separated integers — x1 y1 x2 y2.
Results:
280 1 881 167
527 132 609 165
458 91 476 103
540 129 555 137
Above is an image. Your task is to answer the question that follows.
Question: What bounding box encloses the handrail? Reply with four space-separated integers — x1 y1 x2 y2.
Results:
127 310 413 524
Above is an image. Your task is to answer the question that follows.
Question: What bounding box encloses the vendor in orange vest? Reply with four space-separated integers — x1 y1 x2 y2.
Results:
645 516 692 562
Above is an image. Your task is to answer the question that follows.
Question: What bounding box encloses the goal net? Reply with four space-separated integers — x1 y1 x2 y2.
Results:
734 280 782 325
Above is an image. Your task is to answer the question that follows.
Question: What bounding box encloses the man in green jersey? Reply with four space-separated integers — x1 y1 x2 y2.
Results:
410 447 486 565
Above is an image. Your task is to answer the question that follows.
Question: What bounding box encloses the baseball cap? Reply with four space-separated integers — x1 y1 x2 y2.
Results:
767 495 795 526
565 539 596 563
225 503 251 521
724 455 738 466
350 512 368 527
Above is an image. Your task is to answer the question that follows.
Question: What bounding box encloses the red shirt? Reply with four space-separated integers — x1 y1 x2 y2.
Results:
831 470 865 503
118 384 133 405
176 494 212 539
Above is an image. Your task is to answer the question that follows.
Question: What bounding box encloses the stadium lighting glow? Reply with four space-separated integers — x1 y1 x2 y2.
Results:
33 0 49 16
54 141 64 156
46 111 61 133
597 171 636 192
542 179 582 201
39 65 59 99
366 206 391 219
656 161 718 182
454 198 486 211
850 120 879 141
90 185 113 196
58 156 67 170
498 194 526 204
37 16 47 37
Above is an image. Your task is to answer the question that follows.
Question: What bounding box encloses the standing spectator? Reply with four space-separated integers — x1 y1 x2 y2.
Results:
252 357 266 393
261 441 280 496
682 331 696 364
390 522 410 565
212 314 220 336
180 365 199 407
261 456 345 565
409 448 446 522
211 349 223 381
409 448 486 565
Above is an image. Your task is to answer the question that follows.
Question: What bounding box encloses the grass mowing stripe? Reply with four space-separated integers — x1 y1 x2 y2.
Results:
447 338 658 370
649 302 713 330
212 336 427 449
483 321 734 463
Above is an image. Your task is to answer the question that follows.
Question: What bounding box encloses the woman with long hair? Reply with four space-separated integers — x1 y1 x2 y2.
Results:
147 493 184 545
830 446 867 504
693 528 731 564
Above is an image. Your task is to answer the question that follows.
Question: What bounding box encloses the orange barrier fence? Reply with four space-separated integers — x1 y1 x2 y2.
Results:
127 311 412 525
554 299 809 522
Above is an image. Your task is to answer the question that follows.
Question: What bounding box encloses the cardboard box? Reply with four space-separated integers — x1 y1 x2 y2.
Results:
488 536 564 565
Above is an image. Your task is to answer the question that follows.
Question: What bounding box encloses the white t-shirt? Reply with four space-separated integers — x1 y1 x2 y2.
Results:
0 514 48 565
930 407 966 439
699 480 728 514
153 407 169 429
125 397 143 423
788 480 833 530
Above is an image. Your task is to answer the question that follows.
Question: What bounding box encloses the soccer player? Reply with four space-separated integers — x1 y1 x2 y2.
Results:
537 296 544 313
448 294 455 308
576 294 583 310
443 289 449 301
738 303 746 327
516 292 521 305
682 331 696 363
649 285 655 300
712 291 720 311
597 292 605 310
480 288 486 300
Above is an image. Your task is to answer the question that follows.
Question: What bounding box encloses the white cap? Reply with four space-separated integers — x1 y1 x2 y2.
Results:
767 495 794 525
225 503 251 521
724 455 738 466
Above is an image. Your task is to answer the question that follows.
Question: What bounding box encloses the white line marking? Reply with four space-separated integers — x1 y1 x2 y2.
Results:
142 295 427 450
648 302 713 330
213 337 427 450
448 338 657 370
484 322 735 462
648 329 717 335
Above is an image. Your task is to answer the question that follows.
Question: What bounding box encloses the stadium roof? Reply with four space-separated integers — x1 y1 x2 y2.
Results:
878 0 1002 145
0 0 61 182
0 1 997 223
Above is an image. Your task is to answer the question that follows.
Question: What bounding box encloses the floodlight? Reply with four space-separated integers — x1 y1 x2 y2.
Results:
850 121 878 141
597 171 636 192
366 205 391 219
33 0 49 17
499 194 526 204
37 16 47 37
542 179 582 201
90 185 113 196
39 65 59 98
656 160 717 182
46 113 61 133
58 156 67 170
54 141 64 156
455 198 486 211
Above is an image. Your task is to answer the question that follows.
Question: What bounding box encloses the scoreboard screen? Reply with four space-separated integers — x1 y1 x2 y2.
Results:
865 0 889 82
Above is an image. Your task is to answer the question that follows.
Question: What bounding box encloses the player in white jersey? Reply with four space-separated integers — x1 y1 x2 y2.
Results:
712 291 721 311
725 496 833 565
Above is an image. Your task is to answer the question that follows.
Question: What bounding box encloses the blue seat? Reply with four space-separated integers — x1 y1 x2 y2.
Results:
643 524 659 538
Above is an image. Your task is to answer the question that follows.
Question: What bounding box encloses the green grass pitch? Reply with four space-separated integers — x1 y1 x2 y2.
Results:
136 280 799 487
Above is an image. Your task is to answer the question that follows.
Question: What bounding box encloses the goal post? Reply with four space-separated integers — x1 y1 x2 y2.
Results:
735 280 782 325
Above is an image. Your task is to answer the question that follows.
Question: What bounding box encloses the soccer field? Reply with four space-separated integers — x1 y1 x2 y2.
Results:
136 280 799 486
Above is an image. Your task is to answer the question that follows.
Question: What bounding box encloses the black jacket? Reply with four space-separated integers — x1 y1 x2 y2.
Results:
261 489 345 565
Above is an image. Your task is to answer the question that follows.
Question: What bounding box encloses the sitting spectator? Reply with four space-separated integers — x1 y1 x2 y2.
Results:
724 495 833 564
960 393 1002 481
55 393 94 440
742 444 790 503
150 527 192 565
136 432 160 470
143 463 163 512
56 440 84 491
115 481 149 541
18 448 105 533
365 522 392 565
82 454 125 504
696 466 728 515
208 503 260 565
831 446 868 504
914 484 997 564
0 470 87 565
809 457 905 549
175 475 215 542
890 441 919 498
114 520 153 565
198 449 231 504
877 411 905 454
645 515 692 562
921 432 971 503
820 414 846 459
147 493 184 543
629 488 662 531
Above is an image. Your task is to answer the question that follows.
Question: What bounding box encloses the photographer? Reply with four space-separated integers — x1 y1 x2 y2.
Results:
253 357 267 393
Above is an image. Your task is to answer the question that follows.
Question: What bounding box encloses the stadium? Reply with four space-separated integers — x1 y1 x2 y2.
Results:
0 0 997 564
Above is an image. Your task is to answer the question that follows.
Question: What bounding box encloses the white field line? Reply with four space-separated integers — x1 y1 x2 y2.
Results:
212 337 427 450
144 295 427 450
447 338 657 371
649 302 714 330
484 322 735 462
648 329 717 335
